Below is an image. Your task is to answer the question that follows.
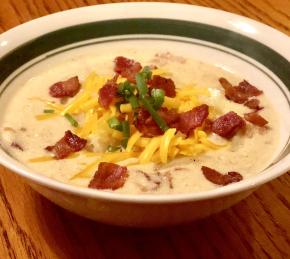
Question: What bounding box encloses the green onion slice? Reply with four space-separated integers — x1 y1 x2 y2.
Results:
107 145 122 152
64 113 78 127
141 66 152 80
128 95 139 109
107 117 122 131
135 73 148 97
151 88 165 110
43 109 55 114
121 120 131 148
118 81 134 98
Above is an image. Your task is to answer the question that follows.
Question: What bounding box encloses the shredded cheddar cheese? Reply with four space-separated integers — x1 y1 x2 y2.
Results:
70 152 139 179
160 128 176 163
30 67 228 181
35 113 59 120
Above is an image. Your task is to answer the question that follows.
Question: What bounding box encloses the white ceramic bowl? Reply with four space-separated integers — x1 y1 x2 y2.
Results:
0 3 289 227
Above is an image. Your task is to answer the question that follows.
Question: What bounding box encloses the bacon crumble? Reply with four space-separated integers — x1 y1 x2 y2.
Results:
134 108 163 137
98 78 118 109
177 104 209 135
202 118 213 132
134 105 209 137
158 108 180 127
88 162 128 190
134 107 180 137
244 99 262 110
114 56 142 83
201 166 243 185
45 130 87 159
49 76 81 98
148 75 176 97
212 111 245 139
244 112 268 127
219 78 263 104
238 80 263 97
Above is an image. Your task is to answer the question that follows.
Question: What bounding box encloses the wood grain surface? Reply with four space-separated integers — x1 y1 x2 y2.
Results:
0 0 289 258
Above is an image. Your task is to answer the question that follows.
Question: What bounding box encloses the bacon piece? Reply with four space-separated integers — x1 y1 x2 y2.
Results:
158 108 179 126
88 162 128 190
201 166 243 186
219 78 248 104
114 56 142 82
202 119 213 132
177 104 209 135
238 80 263 97
98 78 118 109
45 130 87 159
148 75 176 97
49 76 81 98
244 99 262 110
134 108 163 137
244 112 268 127
219 78 263 104
135 106 208 137
212 111 245 139
134 108 179 137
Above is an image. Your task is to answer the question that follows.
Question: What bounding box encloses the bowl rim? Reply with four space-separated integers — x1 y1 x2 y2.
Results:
0 2 289 204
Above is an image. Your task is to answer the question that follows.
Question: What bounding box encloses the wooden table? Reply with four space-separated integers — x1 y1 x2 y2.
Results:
0 0 289 258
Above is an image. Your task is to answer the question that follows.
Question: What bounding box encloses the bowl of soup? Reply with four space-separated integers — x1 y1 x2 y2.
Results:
0 3 289 226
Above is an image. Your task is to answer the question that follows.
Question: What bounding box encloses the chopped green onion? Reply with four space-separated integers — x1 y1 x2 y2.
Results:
141 66 152 80
107 145 122 152
107 117 122 131
141 97 169 132
135 73 148 97
128 95 139 109
122 121 130 138
64 113 78 127
43 109 55 114
118 81 134 98
151 88 165 110
121 120 131 148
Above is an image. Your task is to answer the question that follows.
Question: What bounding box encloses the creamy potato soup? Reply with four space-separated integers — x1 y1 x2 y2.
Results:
0 48 279 194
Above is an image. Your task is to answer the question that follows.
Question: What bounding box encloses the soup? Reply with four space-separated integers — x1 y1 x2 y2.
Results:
0 50 279 194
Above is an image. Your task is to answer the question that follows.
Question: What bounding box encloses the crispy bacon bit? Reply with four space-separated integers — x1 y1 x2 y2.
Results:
202 119 213 132
49 76 81 98
158 108 179 126
201 166 243 185
11 142 24 151
238 80 263 97
244 99 262 110
45 130 87 159
135 105 209 137
177 104 209 135
244 112 268 127
219 78 263 104
134 108 163 137
114 56 142 82
219 78 248 104
134 108 179 137
148 75 176 97
88 162 128 190
212 111 245 139
98 79 118 109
